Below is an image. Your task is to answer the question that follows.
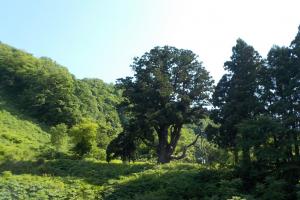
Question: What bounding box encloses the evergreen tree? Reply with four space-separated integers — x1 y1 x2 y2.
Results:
209 39 263 164
108 46 214 163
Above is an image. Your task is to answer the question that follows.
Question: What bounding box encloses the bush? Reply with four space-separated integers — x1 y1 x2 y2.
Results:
255 176 287 200
69 119 98 157
0 173 100 200
50 123 68 152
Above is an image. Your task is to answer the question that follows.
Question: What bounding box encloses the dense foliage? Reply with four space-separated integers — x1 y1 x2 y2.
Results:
0 42 122 160
1 26 300 199
207 27 300 198
208 39 263 163
107 46 214 163
69 119 98 157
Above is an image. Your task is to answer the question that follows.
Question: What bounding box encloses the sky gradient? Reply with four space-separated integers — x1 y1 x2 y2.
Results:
1 0 300 83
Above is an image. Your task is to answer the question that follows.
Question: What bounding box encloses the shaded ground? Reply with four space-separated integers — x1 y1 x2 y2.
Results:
0 159 153 185
0 159 247 200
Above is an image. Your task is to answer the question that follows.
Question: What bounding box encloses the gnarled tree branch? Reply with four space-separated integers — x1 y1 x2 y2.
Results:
170 134 201 160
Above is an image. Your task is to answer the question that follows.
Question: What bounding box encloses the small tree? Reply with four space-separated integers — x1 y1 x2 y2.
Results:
69 119 98 157
50 123 68 151
109 46 214 163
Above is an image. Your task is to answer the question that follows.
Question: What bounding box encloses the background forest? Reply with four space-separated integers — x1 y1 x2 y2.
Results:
0 26 300 200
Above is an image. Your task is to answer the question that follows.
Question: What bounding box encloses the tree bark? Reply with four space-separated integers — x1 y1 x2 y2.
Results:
156 124 202 163
171 134 201 160
157 149 171 163
157 126 171 163
169 124 182 154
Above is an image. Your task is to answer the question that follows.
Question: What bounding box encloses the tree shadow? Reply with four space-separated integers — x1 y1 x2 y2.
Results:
0 159 154 185
101 167 241 200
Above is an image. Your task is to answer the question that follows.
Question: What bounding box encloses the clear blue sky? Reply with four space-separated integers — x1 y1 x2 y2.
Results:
1 0 300 83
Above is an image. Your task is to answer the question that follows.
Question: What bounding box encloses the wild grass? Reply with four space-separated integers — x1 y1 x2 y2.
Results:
0 93 50 162
0 159 249 200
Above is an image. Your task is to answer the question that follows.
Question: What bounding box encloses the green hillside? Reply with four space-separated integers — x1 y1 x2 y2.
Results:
0 92 50 162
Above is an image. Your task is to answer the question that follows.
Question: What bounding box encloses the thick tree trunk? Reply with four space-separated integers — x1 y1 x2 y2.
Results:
156 124 183 164
157 149 171 164
157 126 171 163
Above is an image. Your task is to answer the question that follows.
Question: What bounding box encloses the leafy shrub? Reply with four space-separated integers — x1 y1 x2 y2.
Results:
69 119 98 157
50 123 68 152
255 176 287 200
102 163 245 200
0 173 100 200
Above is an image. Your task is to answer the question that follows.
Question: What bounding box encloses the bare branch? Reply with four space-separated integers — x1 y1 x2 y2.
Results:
170 134 201 160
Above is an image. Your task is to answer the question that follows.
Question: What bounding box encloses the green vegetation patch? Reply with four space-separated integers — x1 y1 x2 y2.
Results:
0 109 50 161
0 171 100 200
0 161 249 200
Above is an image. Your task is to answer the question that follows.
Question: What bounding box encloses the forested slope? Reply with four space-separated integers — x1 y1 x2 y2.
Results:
0 42 123 160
